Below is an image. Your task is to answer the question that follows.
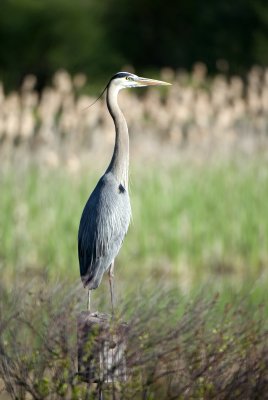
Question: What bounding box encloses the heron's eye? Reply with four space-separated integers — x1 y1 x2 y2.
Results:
126 76 133 81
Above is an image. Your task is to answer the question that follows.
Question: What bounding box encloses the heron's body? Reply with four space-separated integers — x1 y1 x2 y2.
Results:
78 171 131 289
78 71 170 312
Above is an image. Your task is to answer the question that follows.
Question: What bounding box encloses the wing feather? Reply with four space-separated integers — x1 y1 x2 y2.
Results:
78 173 131 289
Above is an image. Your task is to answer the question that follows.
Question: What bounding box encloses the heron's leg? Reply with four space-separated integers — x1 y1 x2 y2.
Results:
108 261 115 315
87 288 91 312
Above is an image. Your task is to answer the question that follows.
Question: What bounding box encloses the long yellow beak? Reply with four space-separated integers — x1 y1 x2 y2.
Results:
136 77 172 86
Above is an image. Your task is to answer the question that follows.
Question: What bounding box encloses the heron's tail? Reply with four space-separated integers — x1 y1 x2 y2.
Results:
81 267 105 290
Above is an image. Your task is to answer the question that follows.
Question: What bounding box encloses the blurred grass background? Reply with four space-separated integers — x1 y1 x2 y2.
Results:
1 1 268 397
1 156 268 302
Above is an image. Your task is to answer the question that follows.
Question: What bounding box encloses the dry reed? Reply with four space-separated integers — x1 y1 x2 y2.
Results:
1 65 268 168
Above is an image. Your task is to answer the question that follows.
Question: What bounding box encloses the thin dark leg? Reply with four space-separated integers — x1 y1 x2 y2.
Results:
87 288 91 312
108 261 115 315
98 383 103 400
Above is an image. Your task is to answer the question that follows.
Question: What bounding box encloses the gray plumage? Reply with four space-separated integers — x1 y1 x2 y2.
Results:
78 172 131 289
77 72 170 311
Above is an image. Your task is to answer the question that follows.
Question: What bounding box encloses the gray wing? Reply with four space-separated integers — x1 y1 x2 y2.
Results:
78 172 131 289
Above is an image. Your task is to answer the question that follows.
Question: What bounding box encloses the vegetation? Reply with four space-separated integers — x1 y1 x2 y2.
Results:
1 66 268 397
0 284 267 399
0 67 268 154
1 0 268 89
1 158 268 296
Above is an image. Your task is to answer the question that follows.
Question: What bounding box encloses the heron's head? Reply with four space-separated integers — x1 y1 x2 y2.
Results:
109 72 171 90
83 72 171 110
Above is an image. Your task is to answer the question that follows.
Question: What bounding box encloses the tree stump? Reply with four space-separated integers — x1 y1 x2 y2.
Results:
77 311 128 384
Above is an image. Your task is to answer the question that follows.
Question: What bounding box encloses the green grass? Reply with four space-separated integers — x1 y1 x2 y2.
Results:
0 157 268 299
1 157 268 399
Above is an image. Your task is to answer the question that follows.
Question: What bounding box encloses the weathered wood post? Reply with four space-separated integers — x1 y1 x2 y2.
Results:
77 311 128 386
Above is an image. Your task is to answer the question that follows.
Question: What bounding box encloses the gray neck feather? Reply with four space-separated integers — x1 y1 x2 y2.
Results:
106 83 129 188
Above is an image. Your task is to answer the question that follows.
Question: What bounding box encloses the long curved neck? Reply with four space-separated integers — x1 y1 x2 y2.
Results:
106 83 129 188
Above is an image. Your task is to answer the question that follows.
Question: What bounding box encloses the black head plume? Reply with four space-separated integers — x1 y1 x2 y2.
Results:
110 71 133 80
82 83 108 111
83 72 134 111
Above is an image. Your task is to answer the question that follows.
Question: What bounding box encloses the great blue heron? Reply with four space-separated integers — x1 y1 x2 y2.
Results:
78 71 171 313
